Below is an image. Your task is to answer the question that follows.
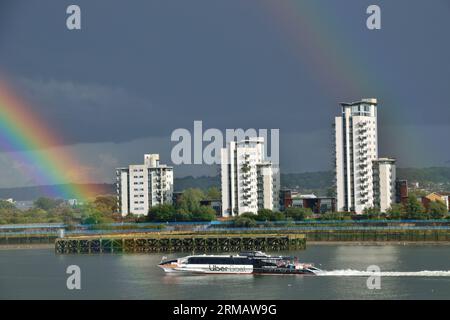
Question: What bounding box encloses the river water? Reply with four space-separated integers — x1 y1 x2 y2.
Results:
1 245 450 299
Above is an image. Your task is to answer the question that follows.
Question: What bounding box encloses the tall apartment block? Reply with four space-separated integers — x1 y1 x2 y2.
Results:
372 158 396 212
334 98 397 213
335 98 380 214
221 137 280 217
116 154 173 216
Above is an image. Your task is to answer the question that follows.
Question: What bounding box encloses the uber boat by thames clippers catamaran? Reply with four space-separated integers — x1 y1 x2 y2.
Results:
158 251 322 275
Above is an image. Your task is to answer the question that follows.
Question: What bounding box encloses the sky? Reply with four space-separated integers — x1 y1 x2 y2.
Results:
0 0 449 188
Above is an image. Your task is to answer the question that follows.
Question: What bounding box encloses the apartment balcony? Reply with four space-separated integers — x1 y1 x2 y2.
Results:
360 189 369 196
360 198 369 204
358 146 368 153
358 141 368 148
360 169 369 176
359 182 369 190
358 128 368 135
358 154 368 161
357 135 368 142
357 150 368 157
242 187 252 193
242 193 251 199
358 121 368 128
358 160 369 168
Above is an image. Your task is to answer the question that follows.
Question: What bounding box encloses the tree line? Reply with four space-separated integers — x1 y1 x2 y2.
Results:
146 187 220 222
0 187 222 225
1 189 448 225
0 195 120 225
232 195 449 227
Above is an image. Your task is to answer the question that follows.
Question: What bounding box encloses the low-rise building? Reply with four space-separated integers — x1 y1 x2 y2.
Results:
200 199 222 216
291 193 336 214
279 189 293 211
395 179 408 205
421 192 449 212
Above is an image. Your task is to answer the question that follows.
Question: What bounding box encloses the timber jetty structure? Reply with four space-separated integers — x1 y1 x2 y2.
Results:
55 233 306 254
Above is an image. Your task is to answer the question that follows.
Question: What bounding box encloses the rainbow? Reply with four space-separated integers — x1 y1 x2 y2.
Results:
260 0 410 154
261 0 376 98
0 76 98 200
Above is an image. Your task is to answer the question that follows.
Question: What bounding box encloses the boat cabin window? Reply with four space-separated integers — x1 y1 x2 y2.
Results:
187 257 250 265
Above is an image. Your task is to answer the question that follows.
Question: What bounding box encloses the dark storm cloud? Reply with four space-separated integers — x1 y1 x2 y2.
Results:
0 0 449 179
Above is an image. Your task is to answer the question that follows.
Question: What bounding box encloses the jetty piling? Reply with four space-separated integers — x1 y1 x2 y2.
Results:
55 233 307 254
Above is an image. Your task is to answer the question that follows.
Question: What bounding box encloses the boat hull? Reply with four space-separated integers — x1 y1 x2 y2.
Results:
159 264 253 274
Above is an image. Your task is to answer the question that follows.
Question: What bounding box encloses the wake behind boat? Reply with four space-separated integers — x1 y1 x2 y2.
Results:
158 251 322 275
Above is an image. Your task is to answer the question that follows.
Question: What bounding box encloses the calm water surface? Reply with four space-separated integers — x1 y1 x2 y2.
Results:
1 245 450 299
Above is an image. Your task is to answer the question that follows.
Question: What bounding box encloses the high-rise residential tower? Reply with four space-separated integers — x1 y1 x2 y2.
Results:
116 154 173 216
334 98 379 214
221 137 279 217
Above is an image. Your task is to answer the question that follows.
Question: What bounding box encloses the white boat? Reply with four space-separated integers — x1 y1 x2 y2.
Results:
158 251 322 275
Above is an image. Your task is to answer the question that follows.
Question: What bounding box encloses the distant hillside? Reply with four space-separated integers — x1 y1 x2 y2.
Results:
0 177 221 201
1 167 450 201
0 184 114 201
396 167 450 183
281 171 334 192
173 176 220 192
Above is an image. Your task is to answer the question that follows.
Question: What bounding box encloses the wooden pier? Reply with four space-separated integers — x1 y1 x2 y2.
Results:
55 233 306 254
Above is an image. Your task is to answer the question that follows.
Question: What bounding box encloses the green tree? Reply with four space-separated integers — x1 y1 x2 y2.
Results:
82 210 115 224
255 209 285 221
93 195 118 213
387 204 404 220
0 200 15 210
34 197 62 211
427 200 448 219
148 204 176 221
285 207 313 221
205 187 221 199
404 195 427 219
363 207 382 220
239 212 257 219
233 216 257 228
319 212 352 221
81 201 115 224
192 206 216 221
174 208 193 221
178 188 205 213
256 208 273 221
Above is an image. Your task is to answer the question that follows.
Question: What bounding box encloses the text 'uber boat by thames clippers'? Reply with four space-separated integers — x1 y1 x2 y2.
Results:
158 251 322 275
